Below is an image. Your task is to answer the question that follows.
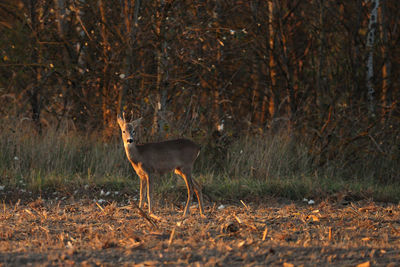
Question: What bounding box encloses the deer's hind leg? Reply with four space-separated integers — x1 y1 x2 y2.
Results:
146 173 153 214
174 168 193 216
192 179 204 215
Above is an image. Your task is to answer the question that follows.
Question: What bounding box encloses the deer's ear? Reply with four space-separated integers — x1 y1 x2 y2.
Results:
117 114 124 126
132 117 143 127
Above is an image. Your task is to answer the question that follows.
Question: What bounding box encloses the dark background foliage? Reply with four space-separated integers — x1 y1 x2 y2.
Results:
1 0 399 183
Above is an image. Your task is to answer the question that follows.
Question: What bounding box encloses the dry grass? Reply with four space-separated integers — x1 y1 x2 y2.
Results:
1 119 399 203
1 198 399 266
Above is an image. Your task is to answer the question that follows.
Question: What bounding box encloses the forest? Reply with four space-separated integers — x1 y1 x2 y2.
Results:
1 0 399 201
1 1 400 266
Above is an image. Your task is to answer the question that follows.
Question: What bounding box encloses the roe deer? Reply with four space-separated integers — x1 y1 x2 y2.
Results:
117 113 204 216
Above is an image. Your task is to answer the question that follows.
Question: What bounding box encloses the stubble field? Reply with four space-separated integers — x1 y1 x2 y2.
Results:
1 197 399 266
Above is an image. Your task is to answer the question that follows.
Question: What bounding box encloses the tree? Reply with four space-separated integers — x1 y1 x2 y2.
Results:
365 0 379 117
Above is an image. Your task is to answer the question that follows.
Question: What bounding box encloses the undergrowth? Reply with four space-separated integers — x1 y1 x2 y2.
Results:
0 121 399 203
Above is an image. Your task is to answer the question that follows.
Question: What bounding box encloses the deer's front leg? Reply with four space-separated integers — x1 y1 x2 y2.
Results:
139 178 146 208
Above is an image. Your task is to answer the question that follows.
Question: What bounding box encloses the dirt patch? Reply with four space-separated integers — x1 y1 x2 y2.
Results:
0 198 399 266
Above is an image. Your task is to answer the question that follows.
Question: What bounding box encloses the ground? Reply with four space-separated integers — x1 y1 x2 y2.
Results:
0 197 399 266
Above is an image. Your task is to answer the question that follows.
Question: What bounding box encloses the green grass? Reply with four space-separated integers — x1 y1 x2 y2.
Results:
0 121 399 203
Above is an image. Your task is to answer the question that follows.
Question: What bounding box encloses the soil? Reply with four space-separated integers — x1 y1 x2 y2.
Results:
0 197 399 266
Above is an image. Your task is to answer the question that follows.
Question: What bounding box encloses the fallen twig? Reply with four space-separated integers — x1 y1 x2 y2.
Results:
262 226 268 241
168 227 176 246
240 200 250 211
131 200 158 228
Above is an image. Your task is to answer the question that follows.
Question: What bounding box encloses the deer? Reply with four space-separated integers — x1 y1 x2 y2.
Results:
117 112 205 217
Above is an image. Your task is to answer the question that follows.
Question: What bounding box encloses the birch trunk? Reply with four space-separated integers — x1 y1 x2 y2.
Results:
366 0 379 117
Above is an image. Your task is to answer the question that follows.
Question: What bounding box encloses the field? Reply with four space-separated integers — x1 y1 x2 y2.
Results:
1 196 399 266
1 127 399 266
2 0 400 264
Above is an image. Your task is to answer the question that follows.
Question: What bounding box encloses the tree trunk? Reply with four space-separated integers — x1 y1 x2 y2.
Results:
366 0 379 117
119 0 141 116
277 3 296 127
379 0 390 122
99 0 113 138
250 1 263 127
27 0 44 134
317 0 326 106
152 0 168 138
212 5 221 132
251 58 261 126
260 0 276 127
53 0 72 130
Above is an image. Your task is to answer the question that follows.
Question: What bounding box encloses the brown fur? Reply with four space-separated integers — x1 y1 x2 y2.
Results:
117 114 204 216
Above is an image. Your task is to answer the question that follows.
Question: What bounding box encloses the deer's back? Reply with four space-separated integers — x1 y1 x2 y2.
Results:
134 139 200 173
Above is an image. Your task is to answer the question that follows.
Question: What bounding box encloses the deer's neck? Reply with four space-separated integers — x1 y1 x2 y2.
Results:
124 144 148 176
124 143 141 164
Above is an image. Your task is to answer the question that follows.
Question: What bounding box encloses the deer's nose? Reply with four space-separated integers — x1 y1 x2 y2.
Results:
127 139 134 144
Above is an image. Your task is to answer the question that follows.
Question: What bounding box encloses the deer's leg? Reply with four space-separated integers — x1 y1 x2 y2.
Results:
139 178 146 209
192 179 205 215
175 168 193 216
146 174 153 214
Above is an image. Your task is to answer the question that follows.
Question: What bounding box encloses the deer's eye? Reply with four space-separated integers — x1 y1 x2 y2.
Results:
123 131 125 133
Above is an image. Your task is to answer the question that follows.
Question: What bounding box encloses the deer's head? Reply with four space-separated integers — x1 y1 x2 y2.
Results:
117 112 143 146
